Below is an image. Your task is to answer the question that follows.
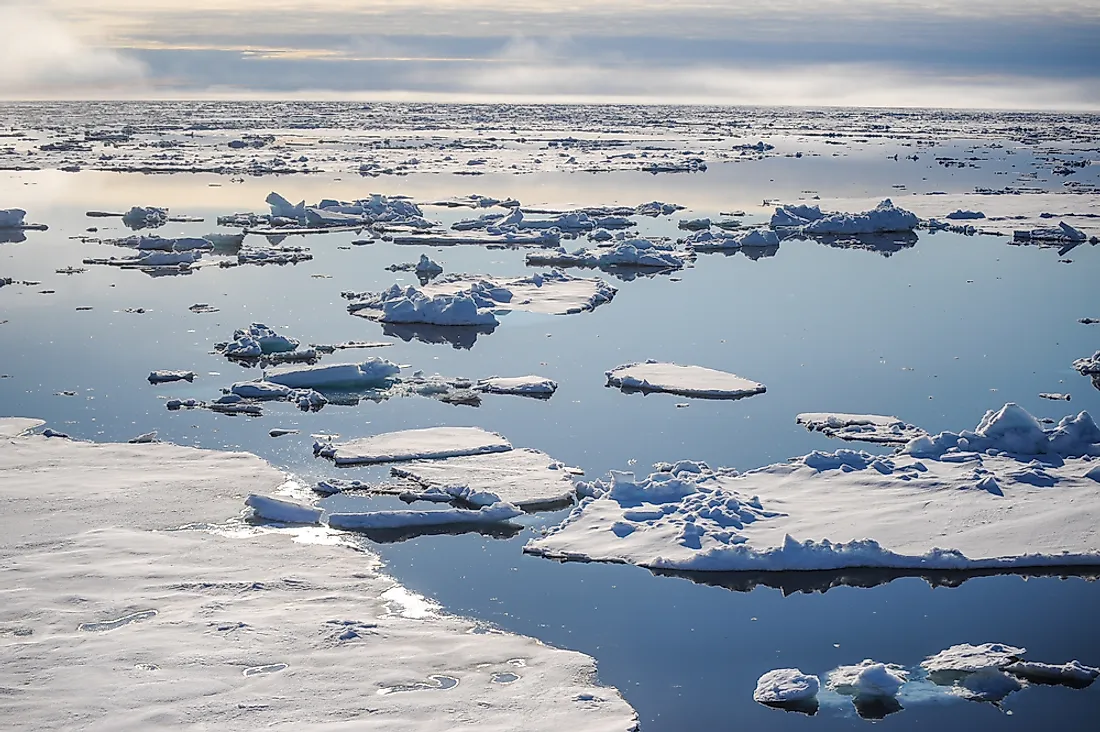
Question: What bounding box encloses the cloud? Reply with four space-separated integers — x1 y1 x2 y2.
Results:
0 5 146 97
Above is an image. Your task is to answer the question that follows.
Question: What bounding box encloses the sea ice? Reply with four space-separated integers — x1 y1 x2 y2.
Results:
605 361 766 399
148 370 195 384
946 210 986 220
475 375 558 397
770 204 825 228
796 413 927 445
687 228 779 251
316 426 513 465
264 359 400 390
245 494 324 524
801 200 919 235
525 404 1100 572
266 191 306 218
1073 351 1100 375
122 206 169 229
1014 221 1087 242
526 239 688 270
327 502 523 531
753 669 820 703
1005 660 1099 686
0 417 45 437
921 643 1026 674
230 380 295 399
225 323 300 356
826 660 908 698
389 448 579 510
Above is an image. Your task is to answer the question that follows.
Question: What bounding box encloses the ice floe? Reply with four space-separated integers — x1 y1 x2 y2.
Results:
221 323 300 358
1014 221 1087 242
475 375 558 397
264 359 400 390
686 228 779 251
316 426 513 465
0 417 45 437
327 502 523 531
1005 660 1099 686
605 361 766 400
526 404 1100 572
946 209 986 220
0 208 28 228
796 413 927 445
801 199 919 236
753 668 820 704
121 206 169 230
525 239 689 270
148 370 195 384
246 493 324 524
826 660 908 698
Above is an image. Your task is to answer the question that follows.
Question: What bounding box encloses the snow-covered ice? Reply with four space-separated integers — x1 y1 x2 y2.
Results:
753 669 820 703
0 420 636 731
148 370 195 384
316 426 513 465
796 413 927 445
801 200 919 236
606 361 766 400
525 239 688 270
389 448 579 510
121 206 168 229
264 359 400 390
1014 221 1087 242
1005 660 1099 686
921 643 1026 675
526 404 1100 572
475 375 558 397
826 660 908 698
770 204 825 228
1073 351 1100 375
327 502 524 531
687 228 779 251
246 493 324 524
224 323 300 357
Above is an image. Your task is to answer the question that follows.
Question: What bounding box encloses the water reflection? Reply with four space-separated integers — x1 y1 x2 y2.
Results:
381 322 498 350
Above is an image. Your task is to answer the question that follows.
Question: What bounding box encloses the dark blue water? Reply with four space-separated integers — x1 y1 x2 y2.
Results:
2 165 1098 729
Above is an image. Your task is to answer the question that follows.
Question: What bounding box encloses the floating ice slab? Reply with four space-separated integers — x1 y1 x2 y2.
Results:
390 448 578 510
476 375 558 397
801 200 919 235
316 426 513 465
122 206 168 230
230 380 295 399
1005 660 1099 685
921 643 1025 674
753 669 820 703
246 494 323 524
526 240 688 270
148 370 195 384
526 405 1100 572
226 323 300 356
606 361 766 400
1014 221 1087 242
0 417 44 437
688 228 779 251
796 413 927 445
0 422 636 730
265 359 400 390
826 660 908 698
946 210 986 220
327 502 523 531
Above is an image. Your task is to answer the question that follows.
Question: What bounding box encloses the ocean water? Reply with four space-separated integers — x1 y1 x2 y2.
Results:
1 103 1098 728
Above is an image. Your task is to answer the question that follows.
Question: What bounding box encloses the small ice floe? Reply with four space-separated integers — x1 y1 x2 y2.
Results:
86 250 203 270
148 370 195 384
796 413 927 445
753 669 820 713
230 381 295 400
327 502 522 531
269 428 299 438
1039 392 1071 401
128 431 158 444
678 218 711 231
388 448 579 510
314 478 370 495
475 375 557 397
686 228 779 251
315 426 512 466
189 303 220 314
525 239 689 270
386 254 444 280
606 361 766 400
1072 351 1100 375
109 234 213 252
1005 660 1099 687
525 404 1100 572
245 494 323 524
800 200 919 235
1014 221 1087 242
121 206 169 230
235 246 313 266
770 204 825 228
826 660 908 698
945 209 986 220
264 359 400 390
222 323 300 358
266 192 306 219
202 232 245 250
922 643 1025 676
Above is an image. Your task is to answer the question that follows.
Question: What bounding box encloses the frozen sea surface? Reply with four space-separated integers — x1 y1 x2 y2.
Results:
1 102 1098 730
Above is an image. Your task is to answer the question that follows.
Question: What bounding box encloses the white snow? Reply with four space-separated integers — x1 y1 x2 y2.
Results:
525 239 688 269
246 494 324 524
327 502 523 531
796 413 927 445
476 375 558 396
801 200 919 235
753 669 820 703
264 359 400 390
921 643 1026 674
389 448 579 510
349 284 500 327
0 421 636 731
606 361 766 400
0 208 26 228
148 370 195 384
316 426 513 465
0 417 44 437
826 660 908 698
525 405 1100 572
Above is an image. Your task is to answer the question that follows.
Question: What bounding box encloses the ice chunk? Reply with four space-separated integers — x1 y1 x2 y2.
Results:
416 254 444 275
316 426 512 465
801 200 918 235
753 669 820 703
327 502 522 531
266 192 306 219
350 285 499 327
389 448 578 510
230 381 295 399
770 204 825 227
921 643 1025 674
826 660 907 698
148 370 195 384
797 413 927 445
0 208 27 228
606 361 766 399
688 228 779 251
128 431 159 444
245 494 323 524
945 210 986 220
122 206 168 230
902 403 1100 459
1005 660 1099 686
1073 351 1100 375
227 323 300 355
526 239 688 269
264 359 400 390
475 375 558 397
1014 221 1087 242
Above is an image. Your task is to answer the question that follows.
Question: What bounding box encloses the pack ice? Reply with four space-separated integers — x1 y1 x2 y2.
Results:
264 359 400 390
606 361 766 400
0 421 637 731
525 239 689 270
525 404 1100 572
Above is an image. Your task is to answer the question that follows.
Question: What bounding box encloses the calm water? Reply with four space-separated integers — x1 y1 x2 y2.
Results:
2 155 1098 729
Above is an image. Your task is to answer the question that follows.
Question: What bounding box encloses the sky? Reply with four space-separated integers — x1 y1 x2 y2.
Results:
2 0 1099 109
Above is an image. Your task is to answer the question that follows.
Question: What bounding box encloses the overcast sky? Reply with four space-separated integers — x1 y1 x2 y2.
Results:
2 1 1098 109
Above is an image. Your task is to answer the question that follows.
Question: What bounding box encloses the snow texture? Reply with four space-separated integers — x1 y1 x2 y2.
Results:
606 361 767 400
826 660 908 698
476 375 558 396
264 359 400 390
246 494 324 524
921 643 1025 674
801 200 919 235
0 421 636 731
327 502 524 531
525 239 688 269
389 448 579 510
753 669 820 703
316 426 513 466
0 417 44 437
225 323 300 357
526 405 1100 572
796 413 927 445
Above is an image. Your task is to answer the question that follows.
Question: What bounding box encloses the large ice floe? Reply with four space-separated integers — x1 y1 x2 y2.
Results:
605 361 767 400
525 239 690 271
796 413 928 445
346 271 616 326
316 426 513 465
770 200 919 235
475 375 558 397
0 421 636 731
264 359 401 390
525 404 1100 572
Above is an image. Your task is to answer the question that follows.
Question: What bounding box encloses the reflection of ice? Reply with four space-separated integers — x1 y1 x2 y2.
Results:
382 322 497 350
